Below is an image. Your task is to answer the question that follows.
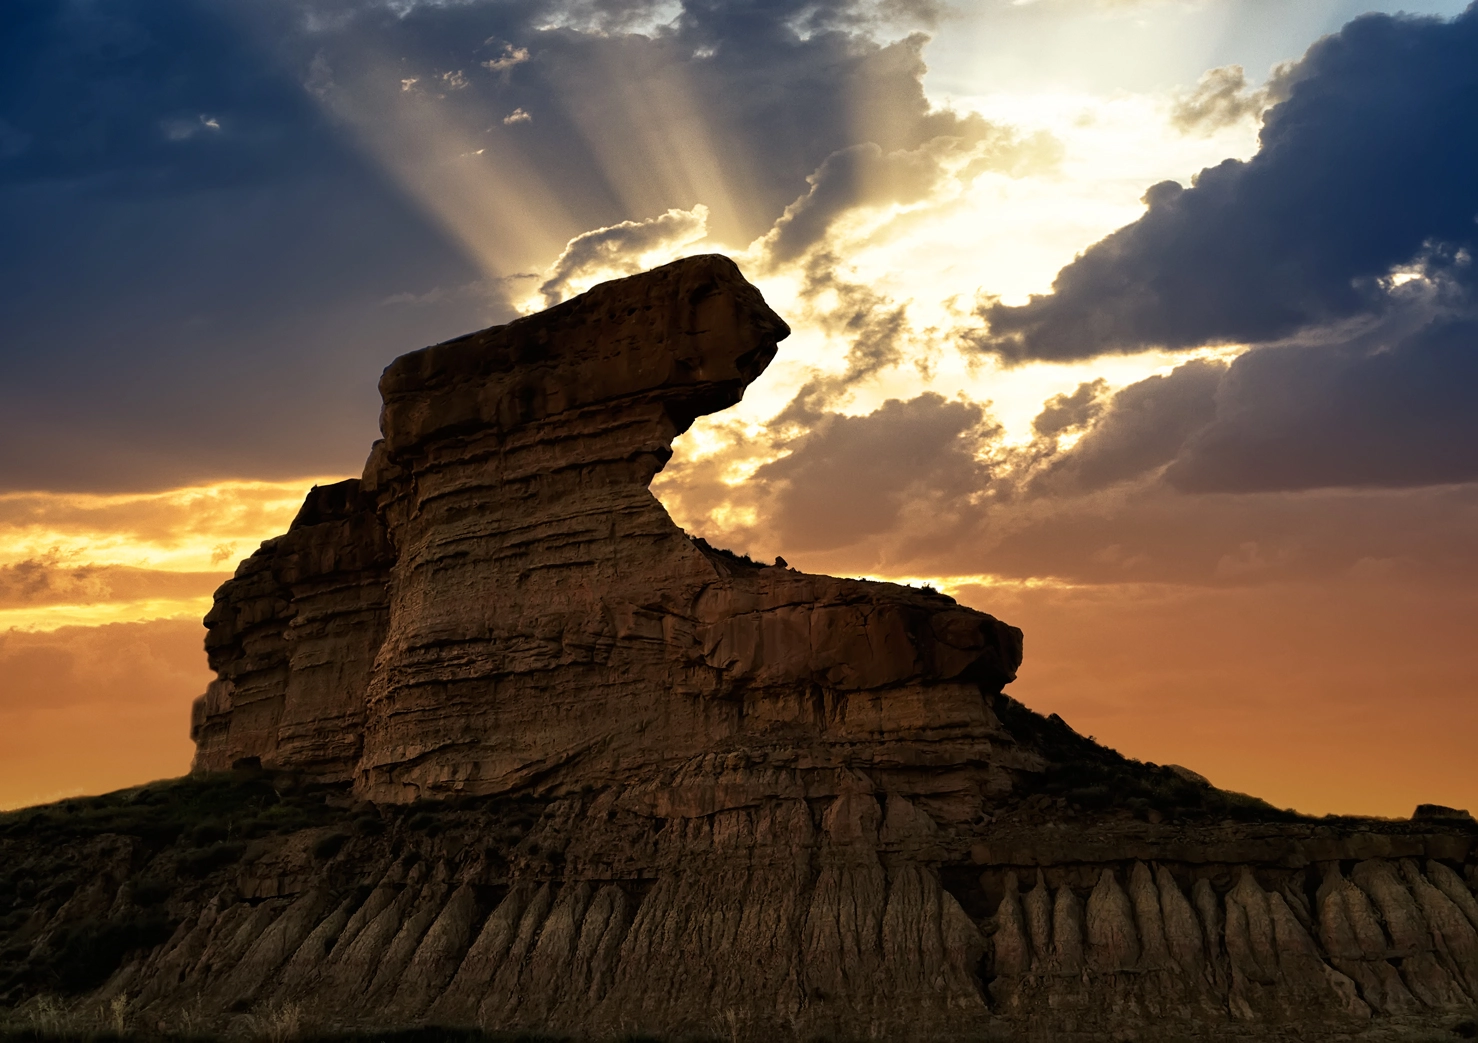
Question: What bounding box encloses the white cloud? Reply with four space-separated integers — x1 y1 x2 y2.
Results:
532 204 711 308
160 114 223 141
1170 62 1293 134
482 44 531 73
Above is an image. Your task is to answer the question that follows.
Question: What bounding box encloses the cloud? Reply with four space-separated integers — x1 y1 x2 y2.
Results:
536 205 710 305
1169 63 1292 134
483 43 532 73
762 260 920 424
0 479 320 573
1005 277 1478 496
310 5 1021 262
762 143 944 264
757 124 1057 265
1007 0 1201 8
0 479 314 630
1032 358 1223 493
932 4 1478 503
0 561 223 611
977 5 1478 361
1166 304 1478 492
1031 379 1106 438
161 114 223 141
523 0 680 35
750 392 998 554
658 354 1478 591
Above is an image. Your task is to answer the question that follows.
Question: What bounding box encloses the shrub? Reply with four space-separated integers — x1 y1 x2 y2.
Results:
312 833 348 860
188 822 228 846
178 841 246 877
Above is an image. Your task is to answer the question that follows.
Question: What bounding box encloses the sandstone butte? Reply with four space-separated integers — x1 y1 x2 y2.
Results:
1 255 1476 1042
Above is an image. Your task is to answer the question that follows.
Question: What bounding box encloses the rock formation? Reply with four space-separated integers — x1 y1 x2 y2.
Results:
2 256 1475 1041
191 253 1021 806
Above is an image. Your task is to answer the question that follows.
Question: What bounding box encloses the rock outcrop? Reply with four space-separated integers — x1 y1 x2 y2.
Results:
191 253 1022 806
3 256 1475 1042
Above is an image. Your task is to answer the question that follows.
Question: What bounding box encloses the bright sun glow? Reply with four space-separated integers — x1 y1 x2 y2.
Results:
643 87 1268 529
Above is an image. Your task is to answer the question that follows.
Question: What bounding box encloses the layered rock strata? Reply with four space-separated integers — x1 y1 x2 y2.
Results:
191 253 1023 806
3 256 1472 1041
193 480 393 781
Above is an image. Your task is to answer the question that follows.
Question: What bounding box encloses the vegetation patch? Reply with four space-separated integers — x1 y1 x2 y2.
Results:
991 693 1300 823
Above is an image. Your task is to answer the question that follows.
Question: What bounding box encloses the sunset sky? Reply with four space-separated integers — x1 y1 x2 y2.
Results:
3 0 1476 816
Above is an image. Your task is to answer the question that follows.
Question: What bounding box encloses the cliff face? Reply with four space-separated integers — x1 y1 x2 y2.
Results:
193 480 393 782
3 255 1474 1042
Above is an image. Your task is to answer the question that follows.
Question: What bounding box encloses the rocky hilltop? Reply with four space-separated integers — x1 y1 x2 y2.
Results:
2 256 1476 1042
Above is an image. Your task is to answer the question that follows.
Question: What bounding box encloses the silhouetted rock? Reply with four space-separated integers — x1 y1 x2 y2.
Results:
1416 804 1477 823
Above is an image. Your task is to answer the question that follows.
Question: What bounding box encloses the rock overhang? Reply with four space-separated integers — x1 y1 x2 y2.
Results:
376 254 791 455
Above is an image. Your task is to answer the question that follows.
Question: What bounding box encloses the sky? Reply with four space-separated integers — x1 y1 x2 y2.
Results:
2 0 1476 816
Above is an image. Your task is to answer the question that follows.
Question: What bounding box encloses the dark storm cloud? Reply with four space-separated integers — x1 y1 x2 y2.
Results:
979 4 1478 362
1167 305 1478 493
1021 280 1478 495
0 0 973 493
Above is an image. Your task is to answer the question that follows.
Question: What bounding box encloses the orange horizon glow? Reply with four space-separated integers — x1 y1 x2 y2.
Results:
3 474 1474 819
0 477 350 632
